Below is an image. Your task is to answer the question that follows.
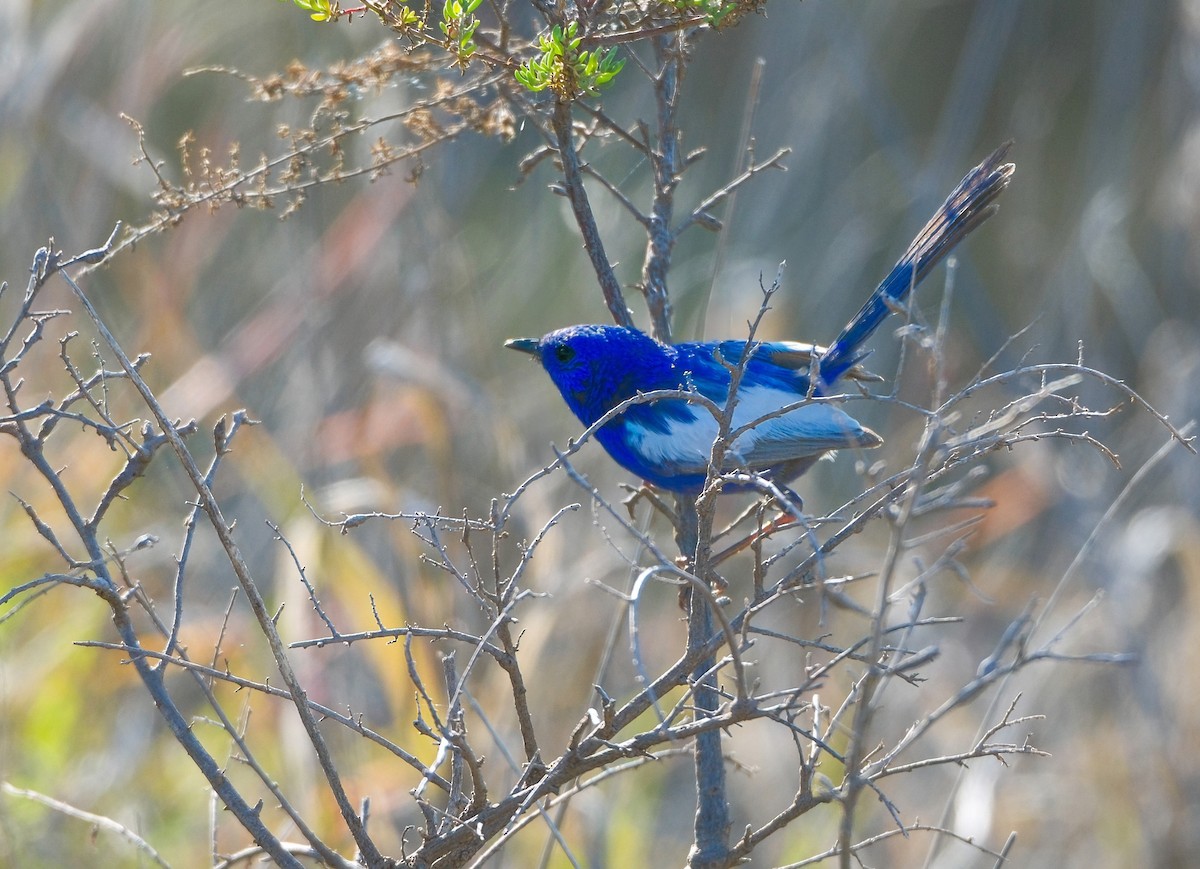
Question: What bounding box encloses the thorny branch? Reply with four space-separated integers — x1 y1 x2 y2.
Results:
4 226 1193 867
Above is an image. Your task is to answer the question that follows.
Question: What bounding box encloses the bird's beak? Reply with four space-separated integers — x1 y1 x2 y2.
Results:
505 337 541 357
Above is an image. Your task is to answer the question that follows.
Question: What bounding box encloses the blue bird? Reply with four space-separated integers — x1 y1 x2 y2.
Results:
507 144 1015 494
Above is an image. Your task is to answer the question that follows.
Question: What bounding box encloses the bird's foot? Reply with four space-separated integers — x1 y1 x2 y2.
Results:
620 482 679 527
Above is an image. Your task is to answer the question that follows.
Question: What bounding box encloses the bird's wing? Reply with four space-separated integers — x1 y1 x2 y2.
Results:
724 386 882 469
702 340 882 386
623 385 881 479
757 341 883 383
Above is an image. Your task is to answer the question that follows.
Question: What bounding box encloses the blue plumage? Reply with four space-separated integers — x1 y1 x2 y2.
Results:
508 145 1015 493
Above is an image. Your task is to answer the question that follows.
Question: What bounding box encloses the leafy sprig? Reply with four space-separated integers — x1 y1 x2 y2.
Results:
278 0 340 23
441 0 483 67
515 22 625 98
671 0 752 28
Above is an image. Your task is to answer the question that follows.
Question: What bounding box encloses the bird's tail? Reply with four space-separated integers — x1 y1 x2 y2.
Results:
815 143 1016 388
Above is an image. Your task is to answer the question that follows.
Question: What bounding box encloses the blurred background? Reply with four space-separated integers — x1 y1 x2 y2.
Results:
1 0 1198 866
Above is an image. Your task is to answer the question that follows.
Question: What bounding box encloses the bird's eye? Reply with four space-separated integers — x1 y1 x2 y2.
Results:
554 343 576 363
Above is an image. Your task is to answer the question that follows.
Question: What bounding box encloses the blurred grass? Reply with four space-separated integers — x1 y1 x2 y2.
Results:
1 0 1199 866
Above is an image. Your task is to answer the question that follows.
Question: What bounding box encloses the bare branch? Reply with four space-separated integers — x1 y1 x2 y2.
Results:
1 783 173 869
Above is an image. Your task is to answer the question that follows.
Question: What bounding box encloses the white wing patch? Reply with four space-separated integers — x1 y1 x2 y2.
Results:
626 385 879 475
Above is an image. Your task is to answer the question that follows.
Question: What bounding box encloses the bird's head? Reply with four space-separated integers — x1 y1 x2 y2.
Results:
505 324 670 425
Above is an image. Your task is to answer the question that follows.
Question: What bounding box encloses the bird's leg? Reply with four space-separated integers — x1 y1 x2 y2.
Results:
696 475 807 567
710 511 798 567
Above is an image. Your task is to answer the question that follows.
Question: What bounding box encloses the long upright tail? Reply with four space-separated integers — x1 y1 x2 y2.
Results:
815 143 1016 388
